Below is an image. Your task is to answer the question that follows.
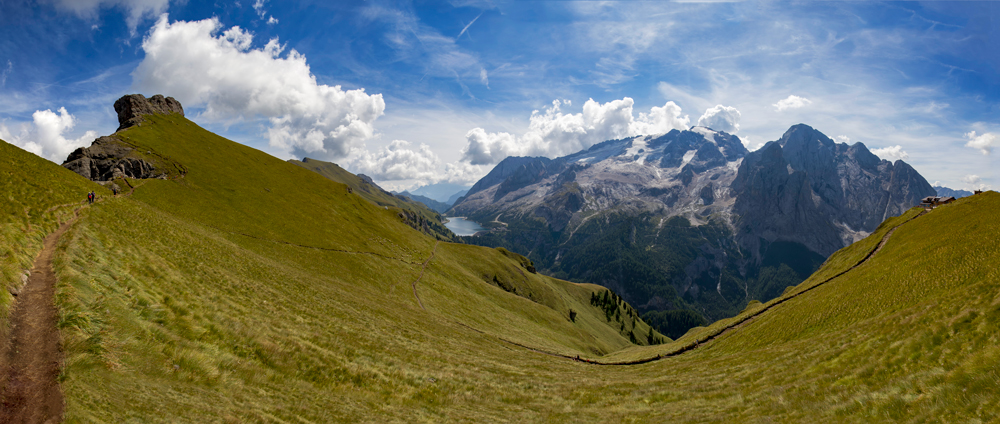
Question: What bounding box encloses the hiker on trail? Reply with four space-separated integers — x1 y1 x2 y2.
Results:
87 192 92 204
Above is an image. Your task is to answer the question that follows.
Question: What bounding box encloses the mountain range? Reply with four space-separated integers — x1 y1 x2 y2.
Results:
451 124 936 328
1 94 996 421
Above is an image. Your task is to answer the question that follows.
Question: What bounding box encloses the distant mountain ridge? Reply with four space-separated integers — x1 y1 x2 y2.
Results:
452 124 936 326
934 186 974 198
289 157 456 241
396 191 451 213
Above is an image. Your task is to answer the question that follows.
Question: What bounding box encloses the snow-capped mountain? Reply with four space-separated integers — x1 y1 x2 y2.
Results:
452 124 935 323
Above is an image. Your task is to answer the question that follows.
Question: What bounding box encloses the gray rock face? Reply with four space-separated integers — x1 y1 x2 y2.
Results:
114 94 184 132
731 124 935 258
62 136 166 181
451 124 936 322
61 94 187 181
451 127 749 226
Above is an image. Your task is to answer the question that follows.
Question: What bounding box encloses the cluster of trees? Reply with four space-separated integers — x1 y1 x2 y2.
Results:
641 309 707 340
589 289 667 345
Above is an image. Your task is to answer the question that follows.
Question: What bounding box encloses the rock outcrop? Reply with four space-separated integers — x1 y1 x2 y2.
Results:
63 136 167 181
62 94 186 181
114 94 184 132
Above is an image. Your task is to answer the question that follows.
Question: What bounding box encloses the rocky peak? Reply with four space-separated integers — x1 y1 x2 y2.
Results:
114 94 184 132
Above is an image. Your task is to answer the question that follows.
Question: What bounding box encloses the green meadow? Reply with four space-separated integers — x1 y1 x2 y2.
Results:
2 115 999 422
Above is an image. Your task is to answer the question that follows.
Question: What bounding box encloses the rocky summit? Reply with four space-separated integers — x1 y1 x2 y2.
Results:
62 94 186 181
114 93 184 132
452 124 937 325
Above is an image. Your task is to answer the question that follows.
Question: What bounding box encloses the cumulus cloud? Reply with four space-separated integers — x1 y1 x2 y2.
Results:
459 98 689 165
962 174 981 185
133 15 385 160
773 95 812 112
965 131 997 155
50 0 171 34
836 135 850 144
0 108 97 162
870 145 909 161
960 174 991 191
696 104 740 134
442 161 490 185
350 140 440 181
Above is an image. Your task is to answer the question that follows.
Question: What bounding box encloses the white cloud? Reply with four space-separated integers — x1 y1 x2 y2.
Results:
442 161 489 185
50 0 172 35
133 15 385 160
480 68 489 88
0 60 11 87
960 175 989 191
964 131 997 155
267 16 278 25
459 98 690 165
350 140 440 181
870 145 910 161
696 104 740 134
773 95 812 112
836 135 850 144
253 0 267 18
0 108 97 162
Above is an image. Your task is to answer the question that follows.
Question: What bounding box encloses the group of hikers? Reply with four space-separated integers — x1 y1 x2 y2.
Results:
87 186 122 204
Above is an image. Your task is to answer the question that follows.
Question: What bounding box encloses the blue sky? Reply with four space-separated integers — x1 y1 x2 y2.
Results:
0 0 996 192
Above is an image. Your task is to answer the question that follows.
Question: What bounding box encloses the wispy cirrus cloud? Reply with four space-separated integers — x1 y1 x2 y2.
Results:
47 0 173 35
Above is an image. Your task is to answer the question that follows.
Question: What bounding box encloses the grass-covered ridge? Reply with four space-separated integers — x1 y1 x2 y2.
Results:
21 115 664 421
5 114 1000 421
290 157 455 241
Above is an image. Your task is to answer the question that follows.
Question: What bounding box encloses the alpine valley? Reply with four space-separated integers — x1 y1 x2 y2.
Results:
451 124 936 336
1 95 998 422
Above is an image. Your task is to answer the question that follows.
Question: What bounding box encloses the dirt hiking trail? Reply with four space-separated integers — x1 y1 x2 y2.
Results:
0 213 78 423
469 209 928 366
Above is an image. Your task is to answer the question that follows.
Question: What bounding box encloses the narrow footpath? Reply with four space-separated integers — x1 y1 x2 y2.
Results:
474 210 928 366
0 211 78 423
411 241 439 310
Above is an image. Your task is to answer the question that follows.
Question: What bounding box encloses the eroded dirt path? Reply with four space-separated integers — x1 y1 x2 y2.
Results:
0 214 77 423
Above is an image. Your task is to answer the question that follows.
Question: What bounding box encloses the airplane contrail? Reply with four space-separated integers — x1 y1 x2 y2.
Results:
458 12 484 39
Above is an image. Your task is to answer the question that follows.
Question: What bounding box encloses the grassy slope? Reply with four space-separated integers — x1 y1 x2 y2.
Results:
8 115 1000 421
39 115 665 421
0 139 101 329
289 158 454 241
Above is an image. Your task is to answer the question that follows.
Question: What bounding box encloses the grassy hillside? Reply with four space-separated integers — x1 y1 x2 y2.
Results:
5 114 1000 421
0 116 662 421
289 157 455 241
0 139 101 331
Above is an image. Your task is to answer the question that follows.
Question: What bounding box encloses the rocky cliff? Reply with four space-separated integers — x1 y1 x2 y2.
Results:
114 94 184 132
62 94 187 181
732 124 935 258
451 124 936 326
